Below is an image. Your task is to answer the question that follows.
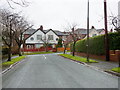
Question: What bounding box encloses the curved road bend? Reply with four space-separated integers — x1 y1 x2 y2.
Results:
2 54 118 88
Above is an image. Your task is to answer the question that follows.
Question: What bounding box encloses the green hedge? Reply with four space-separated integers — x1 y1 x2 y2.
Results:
74 32 120 55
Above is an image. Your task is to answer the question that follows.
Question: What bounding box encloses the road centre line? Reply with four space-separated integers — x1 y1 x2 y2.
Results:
43 55 46 59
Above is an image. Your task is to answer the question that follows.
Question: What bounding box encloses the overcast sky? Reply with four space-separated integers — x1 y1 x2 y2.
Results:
0 0 119 31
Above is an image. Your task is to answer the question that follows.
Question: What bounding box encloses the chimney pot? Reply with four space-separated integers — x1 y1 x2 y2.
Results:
40 25 43 30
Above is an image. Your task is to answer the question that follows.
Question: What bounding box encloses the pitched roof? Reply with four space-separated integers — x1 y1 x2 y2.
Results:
96 29 104 33
24 29 69 36
24 29 36 34
25 29 45 40
75 28 93 34
75 28 104 34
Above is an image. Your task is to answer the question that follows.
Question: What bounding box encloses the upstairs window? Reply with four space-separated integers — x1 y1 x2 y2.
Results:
30 37 34 41
48 35 53 40
37 35 42 40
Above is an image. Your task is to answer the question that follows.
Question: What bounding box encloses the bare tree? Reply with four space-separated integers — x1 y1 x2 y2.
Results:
64 23 81 56
112 16 120 32
5 0 29 9
41 35 50 52
0 9 16 61
63 37 69 54
13 16 33 56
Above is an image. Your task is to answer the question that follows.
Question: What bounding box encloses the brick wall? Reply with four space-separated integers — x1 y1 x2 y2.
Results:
73 50 120 62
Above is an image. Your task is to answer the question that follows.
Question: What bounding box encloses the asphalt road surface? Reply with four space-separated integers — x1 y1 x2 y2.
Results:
2 53 118 88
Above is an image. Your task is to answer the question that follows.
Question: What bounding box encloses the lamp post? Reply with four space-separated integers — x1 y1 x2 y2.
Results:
87 0 89 62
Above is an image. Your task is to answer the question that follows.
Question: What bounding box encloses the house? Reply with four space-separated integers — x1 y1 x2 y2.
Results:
23 25 69 49
74 26 105 39
62 26 105 45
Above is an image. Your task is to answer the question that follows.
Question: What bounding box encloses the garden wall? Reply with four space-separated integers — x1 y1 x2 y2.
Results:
73 50 120 62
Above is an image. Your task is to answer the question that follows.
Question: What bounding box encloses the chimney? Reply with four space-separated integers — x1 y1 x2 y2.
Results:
110 29 113 32
40 25 43 30
49 29 52 30
91 26 95 29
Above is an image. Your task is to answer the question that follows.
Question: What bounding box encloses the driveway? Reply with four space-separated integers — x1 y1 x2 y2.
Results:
2 53 118 88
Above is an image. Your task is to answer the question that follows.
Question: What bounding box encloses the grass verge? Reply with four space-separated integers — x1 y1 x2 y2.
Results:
2 56 26 67
23 52 54 55
111 67 120 73
59 54 98 63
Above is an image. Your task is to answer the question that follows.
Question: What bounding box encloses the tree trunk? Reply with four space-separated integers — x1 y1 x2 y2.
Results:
72 42 76 56
7 46 11 61
18 45 22 56
45 45 48 52
64 45 67 54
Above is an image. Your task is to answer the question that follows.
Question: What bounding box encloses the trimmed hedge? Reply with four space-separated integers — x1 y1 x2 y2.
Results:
74 32 120 55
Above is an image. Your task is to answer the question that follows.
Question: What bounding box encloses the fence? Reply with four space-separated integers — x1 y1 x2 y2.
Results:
57 48 70 52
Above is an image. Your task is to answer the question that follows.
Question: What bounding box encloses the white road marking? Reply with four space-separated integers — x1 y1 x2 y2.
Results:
43 55 46 59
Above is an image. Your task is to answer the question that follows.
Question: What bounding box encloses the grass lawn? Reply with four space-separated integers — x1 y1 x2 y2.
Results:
2 56 26 67
59 54 98 63
111 67 120 73
23 52 54 55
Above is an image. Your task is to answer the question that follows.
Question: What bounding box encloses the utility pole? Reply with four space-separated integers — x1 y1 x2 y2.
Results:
87 0 89 62
104 0 110 61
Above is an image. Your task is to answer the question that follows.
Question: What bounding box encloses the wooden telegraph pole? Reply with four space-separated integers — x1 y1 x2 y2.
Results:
87 0 89 62
104 0 110 61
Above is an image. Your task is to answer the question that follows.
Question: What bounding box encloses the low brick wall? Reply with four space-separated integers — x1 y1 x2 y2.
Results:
110 50 120 62
74 52 106 61
73 50 120 62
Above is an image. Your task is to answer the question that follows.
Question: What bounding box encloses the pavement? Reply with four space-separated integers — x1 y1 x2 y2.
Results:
72 54 119 73
2 53 118 88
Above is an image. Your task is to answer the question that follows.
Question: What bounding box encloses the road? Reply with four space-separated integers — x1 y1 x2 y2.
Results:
2 53 118 88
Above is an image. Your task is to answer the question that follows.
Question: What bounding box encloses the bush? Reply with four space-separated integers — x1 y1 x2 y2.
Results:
74 32 120 55
109 32 120 50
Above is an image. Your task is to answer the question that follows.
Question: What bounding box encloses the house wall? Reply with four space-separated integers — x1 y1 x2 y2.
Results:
26 30 45 44
46 30 59 44
25 30 59 49
89 29 99 37
99 30 105 35
24 34 30 39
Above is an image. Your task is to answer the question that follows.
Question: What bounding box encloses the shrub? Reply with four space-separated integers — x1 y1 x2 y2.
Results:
108 32 120 50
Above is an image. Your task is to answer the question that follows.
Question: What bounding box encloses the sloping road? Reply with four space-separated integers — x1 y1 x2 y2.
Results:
2 54 118 88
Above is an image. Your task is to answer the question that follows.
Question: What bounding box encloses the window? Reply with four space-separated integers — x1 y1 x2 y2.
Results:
30 37 34 41
48 35 53 40
56 38 59 41
37 35 42 40
92 34 97 37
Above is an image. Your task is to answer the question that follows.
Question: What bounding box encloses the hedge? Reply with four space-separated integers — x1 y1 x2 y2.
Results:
73 32 120 55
